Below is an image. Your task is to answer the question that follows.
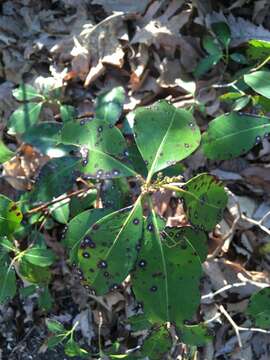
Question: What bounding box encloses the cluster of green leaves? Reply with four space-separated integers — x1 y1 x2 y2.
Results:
2 78 270 358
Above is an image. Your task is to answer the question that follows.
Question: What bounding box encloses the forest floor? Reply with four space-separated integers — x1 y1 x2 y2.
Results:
1 0 270 359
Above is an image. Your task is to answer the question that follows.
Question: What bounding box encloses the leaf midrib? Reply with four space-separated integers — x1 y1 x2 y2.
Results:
146 107 177 183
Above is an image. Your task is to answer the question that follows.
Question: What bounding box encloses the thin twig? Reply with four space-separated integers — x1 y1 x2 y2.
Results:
27 188 92 214
218 305 242 348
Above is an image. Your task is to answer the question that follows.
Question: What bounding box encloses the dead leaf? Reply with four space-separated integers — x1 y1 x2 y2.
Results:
92 0 150 14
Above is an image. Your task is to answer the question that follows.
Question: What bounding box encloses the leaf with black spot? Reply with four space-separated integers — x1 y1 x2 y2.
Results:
63 208 110 263
29 157 79 203
101 178 131 211
0 195 23 236
61 119 136 179
132 211 202 327
77 198 143 295
180 173 228 231
141 326 172 360
202 112 270 160
133 100 201 182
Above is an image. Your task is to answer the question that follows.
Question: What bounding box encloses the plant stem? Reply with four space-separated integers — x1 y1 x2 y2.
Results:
251 55 270 72
27 187 93 215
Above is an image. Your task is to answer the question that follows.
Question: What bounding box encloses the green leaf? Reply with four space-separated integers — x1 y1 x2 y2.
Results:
101 178 131 211
0 259 17 304
38 286 53 311
132 211 202 326
61 119 136 179
179 323 213 346
180 173 228 231
7 102 43 135
203 35 222 56
211 22 231 48
230 53 248 64
0 141 14 164
19 258 51 284
244 71 270 99
219 92 245 101
50 198 70 224
194 54 222 78
63 208 110 263
21 122 71 158
29 157 78 203
133 101 201 181
78 199 143 295
46 319 65 334
0 237 16 252
232 96 251 111
47 334 66 349
96 86 125 125
128 314 152 332
12 84 43 101
23 247 56 267
164 226 208 262
20 285 37 298
202 112 270 160
70 190 97 218
60 105 76 123
247 287 270 329
246 39 270 61
141 326 172 360
64 339 89 357
0 195 22 236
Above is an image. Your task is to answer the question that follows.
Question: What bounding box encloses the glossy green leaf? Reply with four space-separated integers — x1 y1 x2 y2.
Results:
61 119 136 179
78 199 143 295
21 122 70 158
47 334 66 349
202 112 270 160
247 287 270 329
29 157 78 203
46 319 65 334
244 71 270 99
194 53 222 78
246 39 270 61
212 22 231 48
13 84 43 101
70 190 97 218
0 195 23 236
20 285 37 298
128 314 152 332
63 208 110 263
60 105 76 123
230 53 248 64
132 211 202 326
219 92 244 101
19 258 51 284
164 226 208 262
203 35 222 56
101 178 130 211
134 101 201 181
181 174 228 231
232 96 251 111
38 286 53 311
50 198 70 224
64 339 89 357
0 257 16 304
7 102 42 135
179 324 213 346
24 247 56 267
141 326 172 360
0 237 16 252
96 86 125 125
0 141 14 164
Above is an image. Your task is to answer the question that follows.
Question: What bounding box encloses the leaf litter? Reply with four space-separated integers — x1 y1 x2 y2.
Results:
2 0 270 359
